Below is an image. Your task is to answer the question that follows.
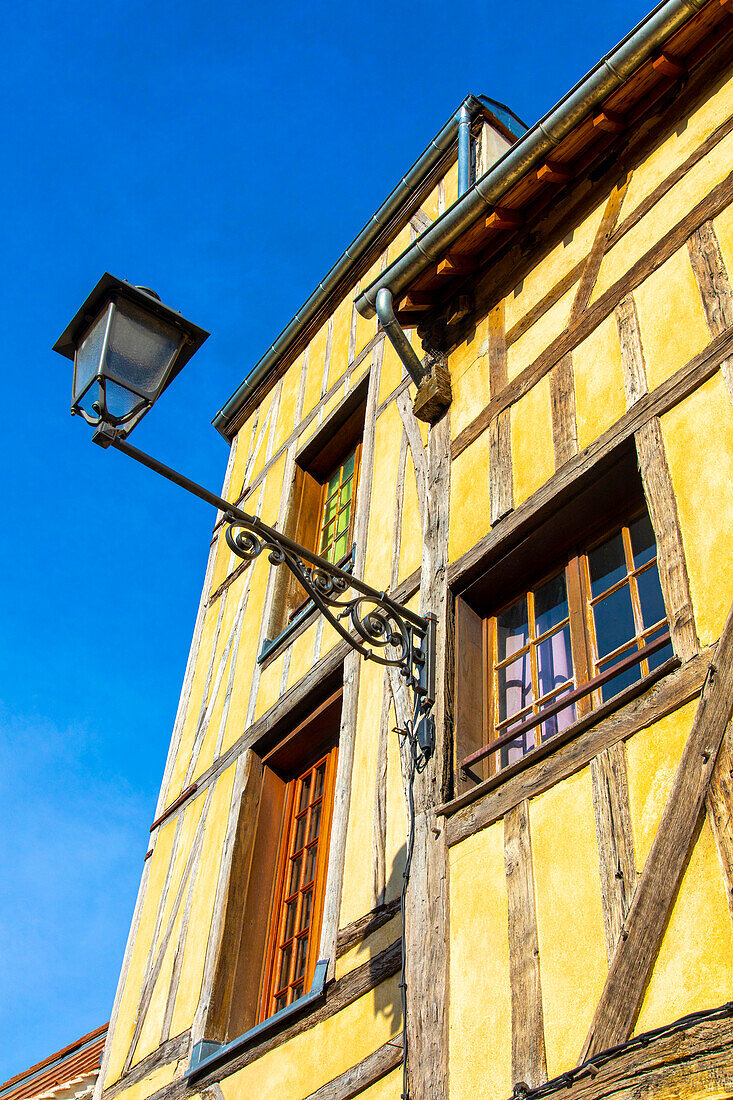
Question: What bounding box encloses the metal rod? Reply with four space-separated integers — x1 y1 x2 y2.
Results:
461 629 671 770
111 436 427 630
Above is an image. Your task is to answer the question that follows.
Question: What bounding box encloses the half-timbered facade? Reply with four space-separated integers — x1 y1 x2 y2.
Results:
93 2 733 1098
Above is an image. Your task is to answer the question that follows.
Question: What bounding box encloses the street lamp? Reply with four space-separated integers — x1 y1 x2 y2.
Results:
53 273 209 437
53 275 436 746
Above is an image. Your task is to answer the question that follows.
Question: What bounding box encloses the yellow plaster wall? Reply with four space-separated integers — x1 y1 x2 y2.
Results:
340 660 386 927
635 818 733 1034
448 314 491 441
254 651 286 722
387 224 413 267
218 977 401 1100
379 340 405 407
217 560 272 753
284 619 320 694
384 715 407 905
506 286 575 382
592 127 733 304
626 700 697 870
245 384 279 488
531 768 608 1078
713 202 733 281
363 402 403 593
398 451 423 581
272 355 305 453
154 795 208 957
302 323 331 420
621 68 733 220
504 199 606 333
357 1066 402 1098
573 313 626 449
633 246 710 390
449 822 512 1100
511 373 555 508
103 819 177 1085
661 372 733 646
132 904 183 1065
170 764 237 1035
105 1061 180 1100
335 914 401 981
328 292 355 389
448 428 492 563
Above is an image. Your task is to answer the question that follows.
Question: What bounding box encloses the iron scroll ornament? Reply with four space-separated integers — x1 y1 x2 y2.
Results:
223 514 435 705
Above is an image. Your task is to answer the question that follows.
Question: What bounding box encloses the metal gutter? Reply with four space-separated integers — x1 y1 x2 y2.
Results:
355 0 710 320
212 95 526 441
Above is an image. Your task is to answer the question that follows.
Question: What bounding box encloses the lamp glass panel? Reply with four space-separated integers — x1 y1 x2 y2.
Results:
73 305 111 405
104 379 147 421
104 298 184 399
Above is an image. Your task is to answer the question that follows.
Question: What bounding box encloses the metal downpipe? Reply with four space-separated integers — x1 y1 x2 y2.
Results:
458 104 472 196
375 287 428 387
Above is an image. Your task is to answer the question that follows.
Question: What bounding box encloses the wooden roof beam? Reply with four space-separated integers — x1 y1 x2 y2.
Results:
435 254 478 277
484 207 523 231
536 160 572 184
396 291 436 312
652 51 686 78
593 108 625 133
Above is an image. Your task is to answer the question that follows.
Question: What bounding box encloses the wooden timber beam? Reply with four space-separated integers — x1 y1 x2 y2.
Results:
536 160 573 185
580 599 733 1060
652 51 687 78
435 254 478 277
484 207 523 231
593 109 625 134
396 291 435 313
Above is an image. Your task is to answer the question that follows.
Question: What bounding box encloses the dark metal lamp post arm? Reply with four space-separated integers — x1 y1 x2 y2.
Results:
95 425 436 721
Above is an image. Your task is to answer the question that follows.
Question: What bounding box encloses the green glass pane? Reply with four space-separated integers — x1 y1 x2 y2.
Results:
333 532 348 561
339 477 353 509
336 505 350 536
341 450 356 480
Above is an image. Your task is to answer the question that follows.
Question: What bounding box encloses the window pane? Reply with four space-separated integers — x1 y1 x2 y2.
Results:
539 692 577 742
332 532 348 562
499 728 533 768
294 813 308 853
313 764 326 799
646 623 674 671
304 843 318 886
339 477 353 509
597 642 642 701
308 801 322 843
300 888 313 932
593 583 636 661
630 513 657 568
288 853 303 897
636 563 666 630
498 652 532 722
588 531 626 597
284 899 297 942
341 450 356 481
536 625 573 700
534 571 568 636
497 597 529 662
298 773 311 812
277 944 292 991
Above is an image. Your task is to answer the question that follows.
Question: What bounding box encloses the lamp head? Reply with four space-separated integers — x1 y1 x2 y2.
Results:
53 273 209 436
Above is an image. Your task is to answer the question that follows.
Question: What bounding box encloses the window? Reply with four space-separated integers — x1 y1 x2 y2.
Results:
264 380 367 650
205 687 341 1043
259 744 338 1019
486 511 672 772
317 445 361 566
453 447 678 786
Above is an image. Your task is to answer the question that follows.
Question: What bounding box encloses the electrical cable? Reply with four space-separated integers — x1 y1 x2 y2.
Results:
512 1000 733 1100
396 696 430 1100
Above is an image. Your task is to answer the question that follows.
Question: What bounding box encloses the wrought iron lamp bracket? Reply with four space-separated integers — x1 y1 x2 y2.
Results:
91 429 436 732
223 513 436 710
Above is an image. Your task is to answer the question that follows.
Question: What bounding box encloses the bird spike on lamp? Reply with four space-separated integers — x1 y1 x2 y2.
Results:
53 273 209 440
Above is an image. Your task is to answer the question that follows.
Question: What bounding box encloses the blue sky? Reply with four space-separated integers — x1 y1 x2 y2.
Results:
0 0 651 1080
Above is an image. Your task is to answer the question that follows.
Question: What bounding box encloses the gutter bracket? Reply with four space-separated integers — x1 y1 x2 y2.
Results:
413 357 452 424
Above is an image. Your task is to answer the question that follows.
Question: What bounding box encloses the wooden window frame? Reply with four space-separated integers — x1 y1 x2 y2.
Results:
205 686 342 1044
258 741 339 1022
453 447 675 791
